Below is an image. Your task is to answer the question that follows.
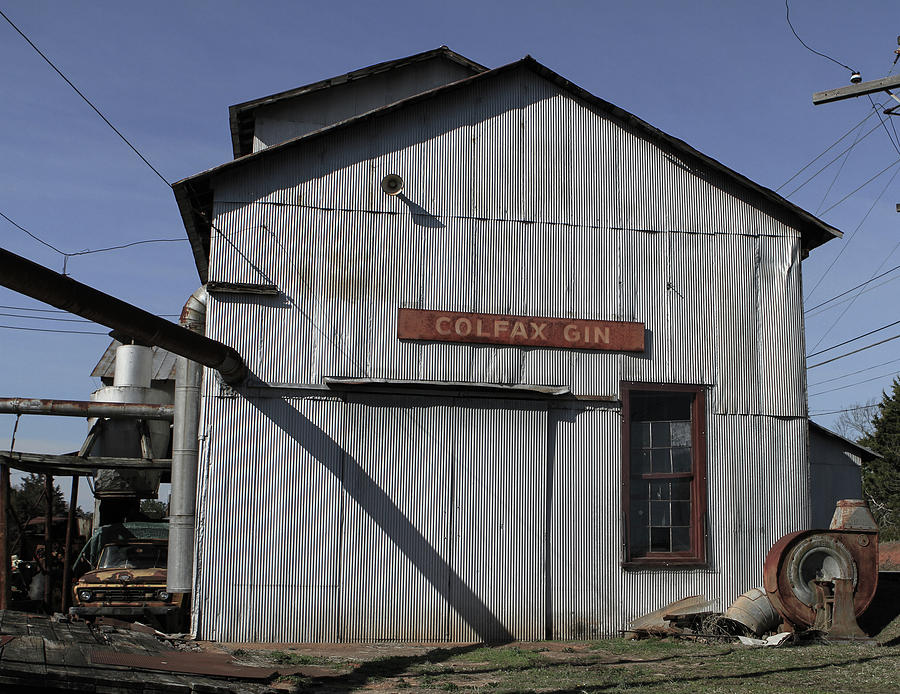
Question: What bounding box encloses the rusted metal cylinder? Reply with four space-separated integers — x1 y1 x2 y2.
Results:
0 397 174 420
0 247 247 384
724 587 780 636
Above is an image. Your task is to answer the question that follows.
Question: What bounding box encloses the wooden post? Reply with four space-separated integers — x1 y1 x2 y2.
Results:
0 461 9 610
43 474 53 609
60 475 78 614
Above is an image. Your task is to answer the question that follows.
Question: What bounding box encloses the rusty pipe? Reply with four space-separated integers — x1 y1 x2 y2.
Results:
0 248 247 384
0 398 174 420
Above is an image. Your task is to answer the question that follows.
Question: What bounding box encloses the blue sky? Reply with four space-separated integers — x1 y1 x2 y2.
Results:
2 1 899 506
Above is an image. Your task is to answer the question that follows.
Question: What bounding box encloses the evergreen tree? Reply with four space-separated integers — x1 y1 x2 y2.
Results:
858 377 900 541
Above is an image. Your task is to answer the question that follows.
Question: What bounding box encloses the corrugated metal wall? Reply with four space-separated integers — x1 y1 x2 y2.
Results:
193 65 812 641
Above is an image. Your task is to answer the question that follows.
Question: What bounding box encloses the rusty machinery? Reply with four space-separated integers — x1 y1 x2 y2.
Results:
764 500 879 642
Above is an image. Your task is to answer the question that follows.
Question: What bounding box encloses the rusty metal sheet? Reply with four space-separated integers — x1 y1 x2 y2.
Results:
397 308 645 352
0 635 15 646
829 499 879 531
90 650 277 679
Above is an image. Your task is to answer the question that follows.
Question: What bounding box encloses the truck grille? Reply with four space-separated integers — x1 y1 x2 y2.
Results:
96 589 158 601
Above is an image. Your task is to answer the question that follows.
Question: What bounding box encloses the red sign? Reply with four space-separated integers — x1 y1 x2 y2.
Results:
397 308 645 352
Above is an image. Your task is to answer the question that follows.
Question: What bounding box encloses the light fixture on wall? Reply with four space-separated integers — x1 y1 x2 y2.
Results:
381 174 403 196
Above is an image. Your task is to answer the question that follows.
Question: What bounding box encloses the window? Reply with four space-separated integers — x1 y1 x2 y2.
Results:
622 383 707 566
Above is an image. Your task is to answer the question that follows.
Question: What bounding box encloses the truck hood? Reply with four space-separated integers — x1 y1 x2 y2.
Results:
77 567 167 584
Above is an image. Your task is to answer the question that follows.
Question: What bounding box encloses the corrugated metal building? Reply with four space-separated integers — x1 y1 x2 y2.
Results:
809 422 879 528
172 48 841 642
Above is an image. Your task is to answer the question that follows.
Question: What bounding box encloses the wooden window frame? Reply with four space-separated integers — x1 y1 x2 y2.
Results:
621 382 708 568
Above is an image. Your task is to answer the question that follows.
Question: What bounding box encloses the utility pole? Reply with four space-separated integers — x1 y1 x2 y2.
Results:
813 38 900 112
812 74 900 108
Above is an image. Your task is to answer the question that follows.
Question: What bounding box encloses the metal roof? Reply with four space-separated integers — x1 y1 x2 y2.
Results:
91 340 177 382
174 53 842 283
227 46 487 159
809 420 881 461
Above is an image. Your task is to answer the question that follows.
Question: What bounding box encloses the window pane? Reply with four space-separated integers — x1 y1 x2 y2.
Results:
632 449 651 474
672 447 692 473
650 501 670 526
671 480 690 500
671 501 691 526
631 421 650 447
651 421 670 447
632 500 649 525
630 480 649 500
650 480 670 500
630 524 649 555
651 448 671 473
670 421 691 446
651 527 670 552
672 527 691 552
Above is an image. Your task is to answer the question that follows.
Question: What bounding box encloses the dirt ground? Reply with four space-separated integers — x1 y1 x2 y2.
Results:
192 615 900 694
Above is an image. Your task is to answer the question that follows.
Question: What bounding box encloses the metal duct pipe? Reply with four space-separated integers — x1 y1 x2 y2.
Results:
168 287 205 595
0 248 247 385
0 398 174 420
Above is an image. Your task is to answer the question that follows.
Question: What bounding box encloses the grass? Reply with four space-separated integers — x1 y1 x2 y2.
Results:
255 638 900 693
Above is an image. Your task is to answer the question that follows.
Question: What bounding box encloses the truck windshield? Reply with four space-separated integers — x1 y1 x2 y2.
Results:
98 544 167 570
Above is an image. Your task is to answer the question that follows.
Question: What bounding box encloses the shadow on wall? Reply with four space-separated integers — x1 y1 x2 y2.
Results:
249 392 515 643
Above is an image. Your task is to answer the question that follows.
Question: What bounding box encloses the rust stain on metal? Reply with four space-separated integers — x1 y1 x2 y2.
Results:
397 308 645 352
830 499 880 531
880 541 900 572
90 650 277 679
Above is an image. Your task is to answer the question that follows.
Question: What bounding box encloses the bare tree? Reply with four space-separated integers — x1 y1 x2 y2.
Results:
833 399 878 441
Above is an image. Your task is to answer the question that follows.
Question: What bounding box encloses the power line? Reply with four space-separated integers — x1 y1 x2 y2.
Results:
0 304 179 318
777 110 879 192
1 209 185 272
0 311 93 323
808 318 900 358
809 356 900 387
809 233 900 353
805 263 900 313
809 369 900 397
818 158 900 216
814 117 867 214
0 304 68 313
0 211 65 255
784 0 856 74
808 333 900 369
805 162 900 306
868 94 900 156
782 122 882 198
809 404 878 416
0 324 107 335
64 238 186 256
0 8 169 187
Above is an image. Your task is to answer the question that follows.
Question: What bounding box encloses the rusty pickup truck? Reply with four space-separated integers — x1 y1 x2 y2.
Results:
70 538 186 631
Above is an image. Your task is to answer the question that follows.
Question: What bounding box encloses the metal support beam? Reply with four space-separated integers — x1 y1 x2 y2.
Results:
0 398 174 420
61 475 78 614
0 451 171 474
813 74 900 105
0 247 247 384
0 461 8 610
43 474 53 608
